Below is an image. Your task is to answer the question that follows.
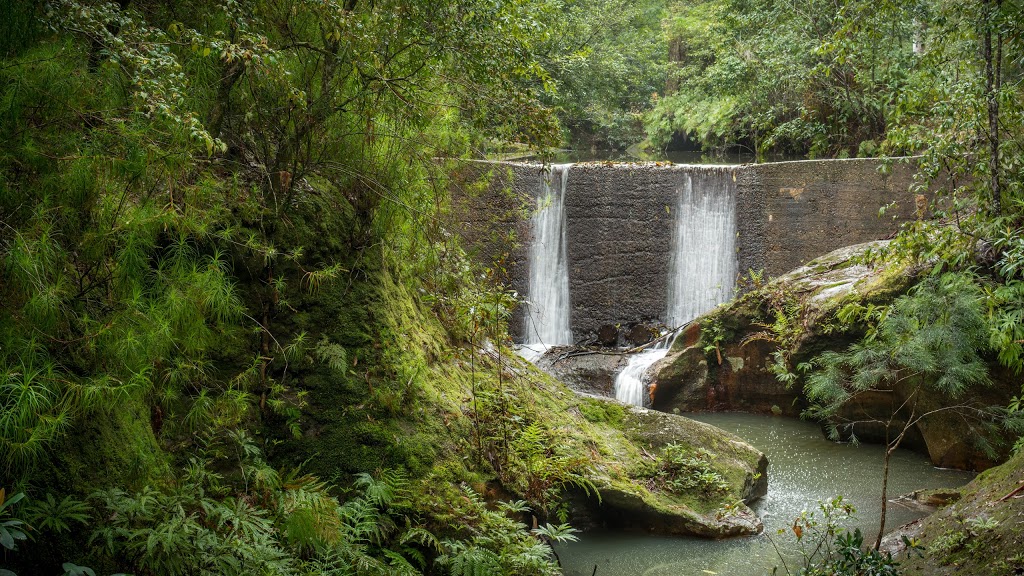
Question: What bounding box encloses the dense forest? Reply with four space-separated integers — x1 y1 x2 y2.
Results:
1 0 1023 575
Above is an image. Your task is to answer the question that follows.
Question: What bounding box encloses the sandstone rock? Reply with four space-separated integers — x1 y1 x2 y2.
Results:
651 241 1013 471
571 397 768 538
891 450 1024 574
534 346 626 397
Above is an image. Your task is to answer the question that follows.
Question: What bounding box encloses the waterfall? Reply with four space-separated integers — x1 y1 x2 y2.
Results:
520 164 573 361
614 345 671 407
614 168 737 406
666 169 738 328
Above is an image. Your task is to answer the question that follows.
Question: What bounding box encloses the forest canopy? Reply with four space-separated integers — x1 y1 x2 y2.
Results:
2 0 1024 575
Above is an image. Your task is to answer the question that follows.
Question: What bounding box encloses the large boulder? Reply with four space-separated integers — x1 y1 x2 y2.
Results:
570 396 768 537
650 241 1012 471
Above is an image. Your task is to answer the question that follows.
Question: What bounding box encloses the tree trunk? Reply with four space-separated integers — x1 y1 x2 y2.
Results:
874 445 892 550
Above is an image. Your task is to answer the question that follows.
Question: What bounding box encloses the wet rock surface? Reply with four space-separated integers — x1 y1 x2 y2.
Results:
650 241 1014 471
533 346 627 397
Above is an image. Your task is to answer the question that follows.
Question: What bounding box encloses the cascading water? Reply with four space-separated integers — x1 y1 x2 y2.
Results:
520 164 573 361
614 168 738 406
614 346 672 407
666 169 738 328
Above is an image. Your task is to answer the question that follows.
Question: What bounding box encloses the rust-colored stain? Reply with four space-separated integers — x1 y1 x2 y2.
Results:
780 187 805 199
680 322 702 348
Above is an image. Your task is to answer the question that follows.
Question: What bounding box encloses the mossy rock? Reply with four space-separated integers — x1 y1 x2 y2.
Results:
883 450 1024 575
568 397 768 538
651 240 1012 470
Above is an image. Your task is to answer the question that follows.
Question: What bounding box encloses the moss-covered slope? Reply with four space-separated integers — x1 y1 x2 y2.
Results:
885 449 1024 575
264 253 768 538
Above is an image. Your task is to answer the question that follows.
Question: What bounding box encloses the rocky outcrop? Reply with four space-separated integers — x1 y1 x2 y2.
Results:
651 241 899 417
571 396 768 537
883 450 1024 575
650 241 1013 471
534 346 627 397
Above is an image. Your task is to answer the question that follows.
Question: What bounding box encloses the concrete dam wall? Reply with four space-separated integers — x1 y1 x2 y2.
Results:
451 158 919 344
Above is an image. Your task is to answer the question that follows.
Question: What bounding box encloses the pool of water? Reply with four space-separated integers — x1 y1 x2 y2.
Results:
556 412 975 576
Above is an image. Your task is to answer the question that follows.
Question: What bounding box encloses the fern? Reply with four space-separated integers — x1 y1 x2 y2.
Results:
24 493 91 534
437 541 503 576
315 338 349 373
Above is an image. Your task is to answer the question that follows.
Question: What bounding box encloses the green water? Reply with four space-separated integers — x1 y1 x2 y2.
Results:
556 412 975 576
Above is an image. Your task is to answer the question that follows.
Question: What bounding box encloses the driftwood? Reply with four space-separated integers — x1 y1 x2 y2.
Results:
996 480 1024 503
549 321 694 365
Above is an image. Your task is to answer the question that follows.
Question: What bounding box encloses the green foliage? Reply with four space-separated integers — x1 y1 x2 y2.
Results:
539 0 668 149
504 422 600 518
531 523 579 544
770 496 910 576
740 284 806 383
804 273 993 438
652 444 729 496
82 445 448 576
0 3 593 574
433 485 563 576
803 273 1001 550
23 493 91 535
649 0 919 156
0 489 28 552
928 514 1000 562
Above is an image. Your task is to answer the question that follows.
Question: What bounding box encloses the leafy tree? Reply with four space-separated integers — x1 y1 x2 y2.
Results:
649 0 921 157
803 273 998 550
539 0 669 149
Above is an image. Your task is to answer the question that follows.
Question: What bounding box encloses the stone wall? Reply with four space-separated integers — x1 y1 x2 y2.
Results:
752 159 920 275
452 158 919 343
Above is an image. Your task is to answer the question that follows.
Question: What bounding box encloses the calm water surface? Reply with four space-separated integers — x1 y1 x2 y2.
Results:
556 412 975 576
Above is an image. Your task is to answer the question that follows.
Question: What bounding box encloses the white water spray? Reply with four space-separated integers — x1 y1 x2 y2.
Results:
614 345 671 407
666 169 738 328
521 164 573 361
614 168 737 406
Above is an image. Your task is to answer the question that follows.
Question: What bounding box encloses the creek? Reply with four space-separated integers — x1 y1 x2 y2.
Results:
556 412 974 576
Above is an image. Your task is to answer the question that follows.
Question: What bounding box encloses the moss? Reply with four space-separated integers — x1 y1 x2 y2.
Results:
899 450 1024 575
232 193 768 539
39 396 171 494
578 397 626 427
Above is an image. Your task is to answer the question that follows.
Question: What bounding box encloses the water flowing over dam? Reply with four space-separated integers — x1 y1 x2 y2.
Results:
455 158 919 345
614 167 738 406
521 164 573 360
666 169 738 328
